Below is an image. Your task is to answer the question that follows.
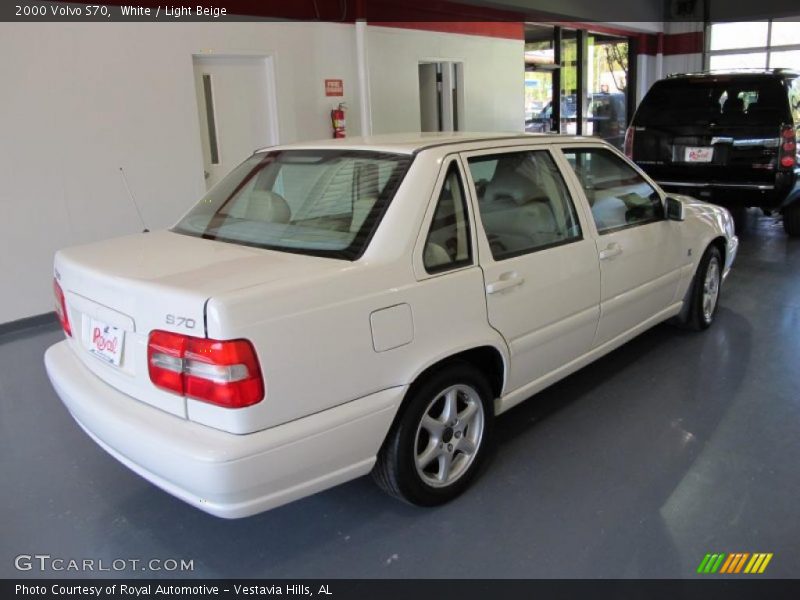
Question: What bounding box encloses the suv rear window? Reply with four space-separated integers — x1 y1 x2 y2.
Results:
635 76 790 126
173 150 412 260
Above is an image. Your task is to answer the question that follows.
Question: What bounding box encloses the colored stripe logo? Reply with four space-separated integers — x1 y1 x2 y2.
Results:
697 553 773 574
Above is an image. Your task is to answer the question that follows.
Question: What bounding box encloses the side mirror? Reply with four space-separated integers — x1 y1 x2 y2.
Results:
666 196 685 221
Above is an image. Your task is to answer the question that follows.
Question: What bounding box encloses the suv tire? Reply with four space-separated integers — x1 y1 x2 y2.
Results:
784 203 800 237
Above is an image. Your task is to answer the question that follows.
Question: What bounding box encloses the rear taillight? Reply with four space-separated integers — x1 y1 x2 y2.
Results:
624 126 634 158
779 125 796 170
148 330 264 408
53 279 72 337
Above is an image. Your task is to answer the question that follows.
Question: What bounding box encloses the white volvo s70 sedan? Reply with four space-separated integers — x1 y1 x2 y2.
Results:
45 133 738 518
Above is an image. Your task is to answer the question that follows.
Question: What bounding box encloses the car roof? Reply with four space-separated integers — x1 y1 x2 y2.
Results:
257 132 577 156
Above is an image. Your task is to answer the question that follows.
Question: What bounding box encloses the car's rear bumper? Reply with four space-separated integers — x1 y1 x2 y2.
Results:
656 179 793 208
657 180 776 192
45 341 404 518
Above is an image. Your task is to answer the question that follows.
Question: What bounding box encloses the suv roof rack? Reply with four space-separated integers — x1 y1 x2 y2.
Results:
667 68 799 78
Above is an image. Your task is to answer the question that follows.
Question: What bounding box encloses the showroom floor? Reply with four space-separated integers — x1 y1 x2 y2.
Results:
1 212 798 579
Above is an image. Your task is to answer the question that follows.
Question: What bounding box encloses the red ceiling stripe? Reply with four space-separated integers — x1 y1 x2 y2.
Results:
663 31 704 55
637 31 703 56
371 21 524 40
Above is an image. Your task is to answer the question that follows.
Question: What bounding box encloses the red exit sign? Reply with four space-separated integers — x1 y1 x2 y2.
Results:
325 79 343 97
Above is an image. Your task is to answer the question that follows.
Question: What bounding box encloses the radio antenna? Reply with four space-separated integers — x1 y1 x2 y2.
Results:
119 167 149 233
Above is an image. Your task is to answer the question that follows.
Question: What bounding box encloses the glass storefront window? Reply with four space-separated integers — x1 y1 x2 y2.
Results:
587 35 628 149
524 70 554 130
560 30 579 136
522 24 631 140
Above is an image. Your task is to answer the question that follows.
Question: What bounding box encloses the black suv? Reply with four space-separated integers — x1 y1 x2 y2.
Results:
625 70 800 235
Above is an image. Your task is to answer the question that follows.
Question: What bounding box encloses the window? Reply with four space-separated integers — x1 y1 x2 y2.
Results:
173 150 411 260
563 148 663 233
771 50 800 70
789 78 800 123
468 150 582 260
707 18 800 71
423 163 472 273
635 76 789 127
709 52 768 70
709 21 769 51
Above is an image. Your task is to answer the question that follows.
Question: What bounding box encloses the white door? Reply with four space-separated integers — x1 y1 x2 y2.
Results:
560 146 684 346
418 63 439 132
463 148 601 393
193 55 277 189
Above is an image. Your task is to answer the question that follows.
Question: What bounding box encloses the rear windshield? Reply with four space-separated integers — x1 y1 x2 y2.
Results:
173 150 412 260
635 76 790 126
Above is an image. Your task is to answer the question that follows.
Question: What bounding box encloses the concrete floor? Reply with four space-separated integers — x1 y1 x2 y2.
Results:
1 212 799 579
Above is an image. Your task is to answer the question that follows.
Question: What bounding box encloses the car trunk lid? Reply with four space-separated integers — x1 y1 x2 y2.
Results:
55 230 341 418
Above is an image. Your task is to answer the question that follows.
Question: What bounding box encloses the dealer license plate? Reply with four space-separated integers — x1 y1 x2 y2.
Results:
87 318 124 366
684 146 714 162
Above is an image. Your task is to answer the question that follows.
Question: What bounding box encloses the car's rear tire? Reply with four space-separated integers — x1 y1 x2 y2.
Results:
372 361 494 506
682 245 723 331
783 203 800 237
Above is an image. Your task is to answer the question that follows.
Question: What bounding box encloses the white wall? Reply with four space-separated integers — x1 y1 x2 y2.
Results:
0 21 361 324
367 26 524 134
0 21 528 324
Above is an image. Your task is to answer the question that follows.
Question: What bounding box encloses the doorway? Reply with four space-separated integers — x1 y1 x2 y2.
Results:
192 55 278 189
418 61 464 132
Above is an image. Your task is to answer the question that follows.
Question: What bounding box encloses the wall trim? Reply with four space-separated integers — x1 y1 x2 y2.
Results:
0 311 58 337
638 32 704 56
370 21 524 40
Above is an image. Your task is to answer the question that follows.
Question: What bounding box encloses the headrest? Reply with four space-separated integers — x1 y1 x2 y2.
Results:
244 190 291 224
723 96 744 114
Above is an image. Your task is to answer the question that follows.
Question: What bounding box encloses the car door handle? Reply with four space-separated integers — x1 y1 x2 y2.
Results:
599 243 623 261
486 273 524 294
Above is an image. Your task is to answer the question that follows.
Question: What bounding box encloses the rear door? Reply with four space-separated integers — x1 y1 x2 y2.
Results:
631 75 791 189
463 146 600 393
559 145 684 347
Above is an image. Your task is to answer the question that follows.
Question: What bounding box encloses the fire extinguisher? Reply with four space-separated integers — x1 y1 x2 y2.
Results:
331 102 347 138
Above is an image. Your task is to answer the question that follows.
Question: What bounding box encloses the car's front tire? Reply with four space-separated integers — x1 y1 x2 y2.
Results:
783 203 800 237
372 361 494 506
683 245 723 331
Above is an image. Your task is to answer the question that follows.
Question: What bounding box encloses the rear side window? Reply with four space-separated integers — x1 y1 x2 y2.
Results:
423 163 472 273
563 148 663 233
468 150 582 260
635 77 791 126
789 78 800 124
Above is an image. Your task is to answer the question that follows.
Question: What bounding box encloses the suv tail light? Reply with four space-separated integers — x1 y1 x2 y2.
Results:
779 124 796 170
148 330 264 408
624 126 635 158
53 279 72 337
